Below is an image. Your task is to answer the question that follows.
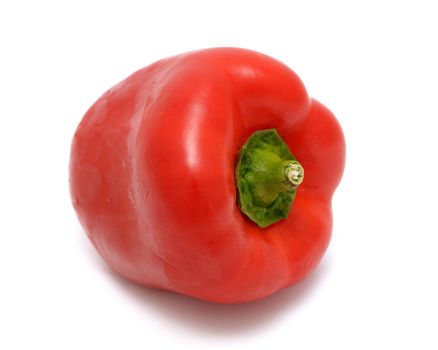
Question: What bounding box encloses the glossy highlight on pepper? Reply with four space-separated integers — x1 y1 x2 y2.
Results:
69 48 346 303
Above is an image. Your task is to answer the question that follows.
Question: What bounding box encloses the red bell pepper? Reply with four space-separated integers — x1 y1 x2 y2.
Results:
69 48 345 303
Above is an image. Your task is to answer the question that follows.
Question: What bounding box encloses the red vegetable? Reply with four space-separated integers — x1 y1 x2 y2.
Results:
69 48 345 303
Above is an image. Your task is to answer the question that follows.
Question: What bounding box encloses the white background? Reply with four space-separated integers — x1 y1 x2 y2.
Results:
1 0 437 349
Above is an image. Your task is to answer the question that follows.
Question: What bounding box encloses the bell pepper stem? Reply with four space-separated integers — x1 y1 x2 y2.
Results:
235 129 304 228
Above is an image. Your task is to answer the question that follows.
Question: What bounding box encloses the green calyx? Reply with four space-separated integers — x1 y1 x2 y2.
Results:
235 129 304 228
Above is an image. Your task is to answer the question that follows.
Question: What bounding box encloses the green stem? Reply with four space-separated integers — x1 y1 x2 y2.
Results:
235 129 304 228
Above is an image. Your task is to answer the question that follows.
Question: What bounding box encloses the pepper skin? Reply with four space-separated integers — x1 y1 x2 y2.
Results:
69 48 345 303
